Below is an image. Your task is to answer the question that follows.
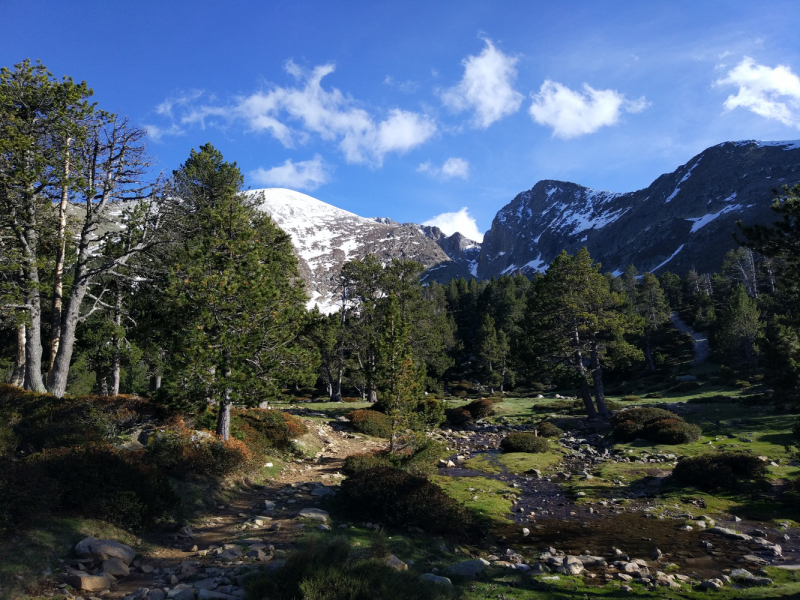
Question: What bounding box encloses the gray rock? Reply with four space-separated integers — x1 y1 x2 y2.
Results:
167 589 195 600
698 578 724 589
198 590 237 600
148 590 167 600
708 526 752 541
444 558 490 578
102 557 130 577
192 579 217 590
296 508 330 523
420 574 452 586
311 486 334 497
66 574 111 592
75 537 137 565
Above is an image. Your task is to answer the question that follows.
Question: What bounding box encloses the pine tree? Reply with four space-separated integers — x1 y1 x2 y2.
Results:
634 273 671 371
717 285 763 366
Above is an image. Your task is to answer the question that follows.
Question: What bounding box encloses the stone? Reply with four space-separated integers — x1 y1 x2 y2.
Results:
318 524 331 531
698 578 724 589
140 564 155 574
617 574 633 582
444 558 490 578
166 589 195 600
198 590 237 600
193 579 218 590
708 526 752 541
102 558 130 577
263 501 276 512
386 555 407 571
149 590 167 600
297 508 329 523
75 537 137 565
218 547 242 561
621 585 633 592
420 574 452 586
311 486 334 497
556 562 584 575
521 528 530 537
513 564 531 572
650 547 662 560
66 574 111 592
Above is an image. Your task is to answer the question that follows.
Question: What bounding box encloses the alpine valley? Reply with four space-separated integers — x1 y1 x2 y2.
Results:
257 140 800 311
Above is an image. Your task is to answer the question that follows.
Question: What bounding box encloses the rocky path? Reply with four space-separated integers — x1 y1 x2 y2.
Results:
669 311 709 365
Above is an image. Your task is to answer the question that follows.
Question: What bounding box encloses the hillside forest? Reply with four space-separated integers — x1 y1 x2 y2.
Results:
3 60 800 600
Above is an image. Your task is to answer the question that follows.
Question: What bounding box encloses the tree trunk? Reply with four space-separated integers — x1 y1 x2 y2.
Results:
110 286 122 396
23 266 46 393
573 329 597 418
216 401 232 441
334 363 343 402
368 386 378 403
149 375 162 393
9 324 26 387
643 336 655 371
97 369 109 396
46 275 90 398
590 344 610 419
48 140 71 376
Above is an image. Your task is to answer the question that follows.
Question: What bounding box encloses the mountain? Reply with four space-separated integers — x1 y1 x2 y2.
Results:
479 140 800 278
252 188 480 311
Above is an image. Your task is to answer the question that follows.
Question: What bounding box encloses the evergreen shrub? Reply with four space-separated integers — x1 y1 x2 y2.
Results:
535 422 562 438
348 410 392 438
612 407 700 444
645 392 665 399
621 395 641 402
500 433 549 453
445 407 473 427
340 466 475 535
246 535 457 600
643 419 702 444
145 423 252 477
670 381 702 393
671 451 767 491
464 398 495 419
342 453 392 476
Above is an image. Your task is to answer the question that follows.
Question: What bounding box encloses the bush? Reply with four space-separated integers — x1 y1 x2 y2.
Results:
670 381 702 393
464 398 495 419
643 419 702 444
687 395 738 404
246 535 457 600
145 426 252 477
535 422 562 438
1 445 180 533
612 407 699 444
621 395 642 402
397 440 448 476
500 433 549 453
232 408 307 453
340 466 475 535
672 451 768 491
342 453 392 476
348 410 392 438
445 407 473 427
644 392 665 399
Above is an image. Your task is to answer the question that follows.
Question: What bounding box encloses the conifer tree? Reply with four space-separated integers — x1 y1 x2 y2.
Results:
716 285 763 366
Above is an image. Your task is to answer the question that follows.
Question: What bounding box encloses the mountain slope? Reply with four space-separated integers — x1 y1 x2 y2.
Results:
252 189 479 311
479 140 800 278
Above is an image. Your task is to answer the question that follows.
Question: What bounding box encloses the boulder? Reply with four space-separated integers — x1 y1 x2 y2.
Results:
311 486 334 497
556 562 584 575
102 557 130 577
149 590 167 600
296 508 330 523
198 590 237 600
386 555 408 571
698 578 724 589
444 558 490 578
708 526 752 541
75 537 136 565
420 573 452 586
66 573 111 592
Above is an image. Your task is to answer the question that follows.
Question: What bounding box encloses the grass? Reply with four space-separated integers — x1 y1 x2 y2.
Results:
462 450 563 476
432 475 518 522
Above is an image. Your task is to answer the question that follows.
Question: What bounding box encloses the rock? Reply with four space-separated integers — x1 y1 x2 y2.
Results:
617 573 633 582
679 525 693 531
102 558 130 577
708 526 752 541
149 590 167 600
264 462 273 468
386 555 407 571
167 589 195 600
621 585 633 592
513 564 531 572
140 564 155 574
698 578 724 589
521 528 530 537
420 574 452 586
198 590 237 600
297 508 329 523
444 558 490 578
218 547 243 561
75 537 136 565
650 547 662 560
66 574 111 592
318 524 331 531
556 562 584 575
311 486 334 497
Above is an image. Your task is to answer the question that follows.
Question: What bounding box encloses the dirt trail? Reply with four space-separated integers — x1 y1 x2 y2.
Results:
669 311 709 365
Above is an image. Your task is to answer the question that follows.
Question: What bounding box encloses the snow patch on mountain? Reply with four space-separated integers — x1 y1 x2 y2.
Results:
686 203 743 233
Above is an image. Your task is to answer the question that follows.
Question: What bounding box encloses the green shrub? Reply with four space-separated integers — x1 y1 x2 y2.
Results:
464 398 495 419
535 422 562 438
500 433 549 453
397 440 448 476
670 381 702 393
671 451 768 491
644 392 665 399
0 445 180 533
342 453 392 476
233 408 307 453
643 419 702 444
348 410 391 438
340 466 475 535
687 395 738 404
445 407 473 427
246 535 457 600
621 395 642 402
145 429 251 477
612 407 699 444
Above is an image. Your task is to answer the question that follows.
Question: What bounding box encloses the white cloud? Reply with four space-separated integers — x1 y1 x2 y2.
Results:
167 61 436 166
250 155 332 191
417 157 469 180
717 56 800 128
144 123 184 142
441 39 523 128
156 90 204 118
529 80 648 138
423 207 483 242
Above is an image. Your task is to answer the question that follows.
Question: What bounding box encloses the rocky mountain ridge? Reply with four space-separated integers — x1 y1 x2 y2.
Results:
479 140 800 278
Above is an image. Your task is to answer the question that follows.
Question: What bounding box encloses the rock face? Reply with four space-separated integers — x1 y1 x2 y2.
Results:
252 188 479 312
75 537 136 565
478 140 800 278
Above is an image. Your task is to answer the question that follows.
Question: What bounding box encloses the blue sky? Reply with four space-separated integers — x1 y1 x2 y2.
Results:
3 0 800 241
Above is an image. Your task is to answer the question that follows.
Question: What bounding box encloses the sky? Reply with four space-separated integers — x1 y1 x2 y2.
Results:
3 1 800 242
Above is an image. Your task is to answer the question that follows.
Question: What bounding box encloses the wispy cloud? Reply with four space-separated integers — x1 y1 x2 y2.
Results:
144 123 184 142
440 38 523 128
422 207 483 242
250 155 332 191
717 56 800 128
417 157 470 180
154 61 436 166
529 80 648 138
